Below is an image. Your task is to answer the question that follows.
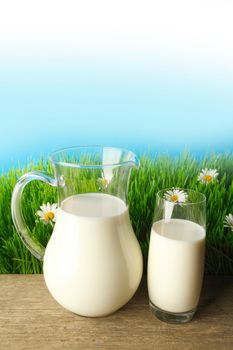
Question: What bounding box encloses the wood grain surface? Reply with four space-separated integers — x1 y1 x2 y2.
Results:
0 275 232 350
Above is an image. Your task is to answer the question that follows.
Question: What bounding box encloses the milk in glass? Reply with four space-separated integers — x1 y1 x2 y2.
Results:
148 219 205 313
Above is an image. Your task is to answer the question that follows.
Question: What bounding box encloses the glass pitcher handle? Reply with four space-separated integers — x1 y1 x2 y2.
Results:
11 171 57 260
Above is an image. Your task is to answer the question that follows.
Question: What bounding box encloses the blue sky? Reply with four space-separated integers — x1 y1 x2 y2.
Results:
0 1 233 172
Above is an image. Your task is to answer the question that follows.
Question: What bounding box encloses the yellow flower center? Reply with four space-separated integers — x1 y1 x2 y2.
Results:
102 179 109 187
170 194 179 202
204 175 213 182
45 211 55 221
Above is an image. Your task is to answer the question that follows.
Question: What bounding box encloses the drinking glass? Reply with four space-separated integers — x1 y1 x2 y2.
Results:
147 188 206 323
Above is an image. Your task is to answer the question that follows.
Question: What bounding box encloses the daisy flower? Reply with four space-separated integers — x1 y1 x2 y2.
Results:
198 168 219 184
97 176 111 189
164 188 188 204
36 202 58 225
224 213 233 231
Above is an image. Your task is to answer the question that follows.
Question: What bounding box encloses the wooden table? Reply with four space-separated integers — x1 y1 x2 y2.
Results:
0 275 232 350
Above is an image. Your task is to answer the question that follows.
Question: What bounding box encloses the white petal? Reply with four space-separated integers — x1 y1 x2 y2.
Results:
40 204 47 211
167 190 173 196
36 210 43 217
51 203 57 210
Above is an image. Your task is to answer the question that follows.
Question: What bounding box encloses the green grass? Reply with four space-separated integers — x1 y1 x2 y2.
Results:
0 153 233 274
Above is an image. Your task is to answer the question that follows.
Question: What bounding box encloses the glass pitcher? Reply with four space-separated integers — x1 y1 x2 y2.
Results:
11 146 143 317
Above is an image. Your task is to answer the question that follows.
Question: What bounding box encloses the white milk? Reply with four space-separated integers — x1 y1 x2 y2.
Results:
148 219 205 313
43 193 143 317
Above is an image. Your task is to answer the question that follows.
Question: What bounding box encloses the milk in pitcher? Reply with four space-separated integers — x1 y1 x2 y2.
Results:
43 193 143 317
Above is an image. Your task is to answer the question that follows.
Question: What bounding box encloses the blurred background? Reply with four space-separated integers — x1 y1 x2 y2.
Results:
0 0 233 172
